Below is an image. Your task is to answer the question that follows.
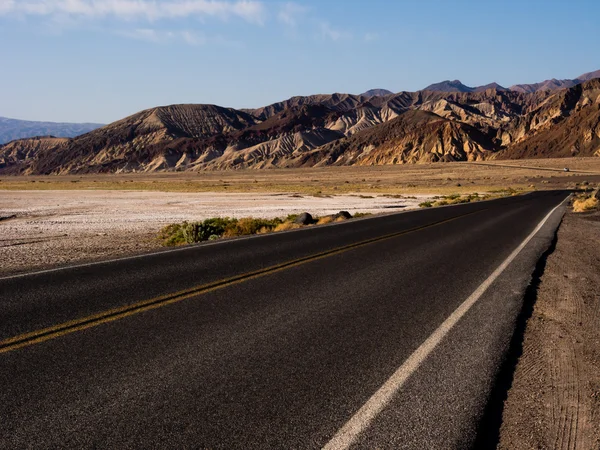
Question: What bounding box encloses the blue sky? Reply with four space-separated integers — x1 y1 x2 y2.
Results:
1 0 598 123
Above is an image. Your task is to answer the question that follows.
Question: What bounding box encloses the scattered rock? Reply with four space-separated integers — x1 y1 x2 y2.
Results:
334 211 352 220
294 212 314 225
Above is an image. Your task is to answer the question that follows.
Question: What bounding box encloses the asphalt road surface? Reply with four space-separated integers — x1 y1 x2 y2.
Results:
0 190 569 449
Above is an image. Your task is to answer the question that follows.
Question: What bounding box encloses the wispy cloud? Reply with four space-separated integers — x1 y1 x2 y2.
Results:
118 28 167 43
0 0 267 24
115 27 243 47
277 2 307 27
364 32 379 42
319 22 351 41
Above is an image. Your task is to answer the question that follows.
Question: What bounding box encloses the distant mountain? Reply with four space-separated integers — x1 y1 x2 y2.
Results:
509 69 600 93
424 69 600 94
509 78 579 94
423 80 507 93
360 89 394 97
0 117 103 145
577 69 600 81
473 82 507 92
423 80 474 93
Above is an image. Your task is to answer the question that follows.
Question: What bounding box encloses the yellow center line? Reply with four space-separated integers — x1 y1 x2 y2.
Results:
0 209 483 354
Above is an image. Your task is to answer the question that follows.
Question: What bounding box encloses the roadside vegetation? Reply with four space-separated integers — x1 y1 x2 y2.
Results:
572 191 599 212
418 188 521 208
419 192 490 208
157 211 372 246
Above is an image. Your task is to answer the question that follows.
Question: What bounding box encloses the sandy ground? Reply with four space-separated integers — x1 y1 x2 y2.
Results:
0 190 430 276
499 208 600 449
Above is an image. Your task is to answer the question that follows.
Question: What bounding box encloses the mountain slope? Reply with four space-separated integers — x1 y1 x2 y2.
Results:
0 117 103 145
25 104 258 174
0 137 69 173
296 110 498 166
496 79 600 159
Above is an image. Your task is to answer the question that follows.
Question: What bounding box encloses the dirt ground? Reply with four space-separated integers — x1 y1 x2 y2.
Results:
498 208 600 449
0 190 429 276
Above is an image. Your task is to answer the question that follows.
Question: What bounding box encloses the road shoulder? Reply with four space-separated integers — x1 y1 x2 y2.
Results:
499 209 600 449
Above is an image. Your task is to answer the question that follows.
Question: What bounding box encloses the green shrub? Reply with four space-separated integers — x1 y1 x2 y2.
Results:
183 217 236 243
419 201 433 208
157 223 187 246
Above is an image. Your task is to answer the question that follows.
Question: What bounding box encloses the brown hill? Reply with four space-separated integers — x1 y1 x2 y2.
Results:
296 110 498 167
496 79 600 159
23 104 258 174
0 137 68 174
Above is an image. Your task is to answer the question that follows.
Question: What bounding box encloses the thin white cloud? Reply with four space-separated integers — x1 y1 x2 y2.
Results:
0 0 15 15
116 27 241 47
118 28 166 43
319 22 350 41
0 0 267 24
277 2 307 27
364 32 378 42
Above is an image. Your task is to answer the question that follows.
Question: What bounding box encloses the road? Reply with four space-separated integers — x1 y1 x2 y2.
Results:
0 190 569 449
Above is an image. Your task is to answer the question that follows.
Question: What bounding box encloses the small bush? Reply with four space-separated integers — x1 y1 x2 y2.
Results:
184 217 235 243
352 212 372 218
157 223 187 246
573 195 599 212
419 201 433 208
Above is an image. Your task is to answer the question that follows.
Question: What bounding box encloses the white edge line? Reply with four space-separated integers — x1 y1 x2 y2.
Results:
322 195 570 450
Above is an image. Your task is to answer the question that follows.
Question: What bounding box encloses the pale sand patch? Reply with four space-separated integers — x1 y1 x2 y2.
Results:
0 190 431 275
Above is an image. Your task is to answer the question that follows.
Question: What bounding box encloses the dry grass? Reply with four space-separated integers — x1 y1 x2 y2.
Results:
316 216 334 225
274 222 302 232
572 195 599 212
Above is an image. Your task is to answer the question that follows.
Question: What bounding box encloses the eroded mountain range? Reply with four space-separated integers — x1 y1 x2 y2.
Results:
2 72 599 174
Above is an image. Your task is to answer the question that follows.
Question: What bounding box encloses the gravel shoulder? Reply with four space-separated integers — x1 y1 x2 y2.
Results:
498 209 600 449
0 190 429 276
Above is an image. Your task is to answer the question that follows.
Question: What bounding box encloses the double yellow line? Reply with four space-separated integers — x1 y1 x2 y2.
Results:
0 210 481 354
